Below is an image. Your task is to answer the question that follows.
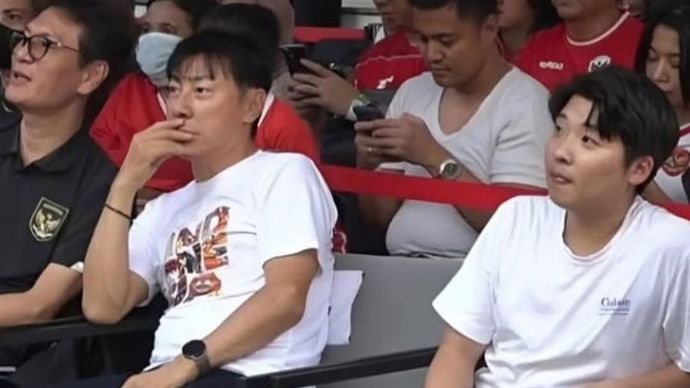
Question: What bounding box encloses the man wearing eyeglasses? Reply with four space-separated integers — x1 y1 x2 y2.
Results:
0 0 136 384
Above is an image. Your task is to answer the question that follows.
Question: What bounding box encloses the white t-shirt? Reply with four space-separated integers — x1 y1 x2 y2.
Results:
655 123 690 203
434 196 690 387
383 68 553 258
128 151 338 376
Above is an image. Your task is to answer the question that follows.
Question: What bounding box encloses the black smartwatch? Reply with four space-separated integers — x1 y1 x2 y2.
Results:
182 340 211 376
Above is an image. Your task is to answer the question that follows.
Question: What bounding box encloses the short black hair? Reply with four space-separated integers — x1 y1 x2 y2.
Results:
167 30 273 136
147 0 217 30
407 0 498 22
635 0 690 107
199 3 280 72
47 0 138 125
549 66 679 193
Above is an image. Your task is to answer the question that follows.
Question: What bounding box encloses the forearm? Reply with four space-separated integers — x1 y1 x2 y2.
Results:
0 293 59 327
425 346 476 388
590 364 690 388
201 285 307 368
82 178 138 321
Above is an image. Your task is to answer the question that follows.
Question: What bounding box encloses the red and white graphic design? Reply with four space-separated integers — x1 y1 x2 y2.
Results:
163 206 230 307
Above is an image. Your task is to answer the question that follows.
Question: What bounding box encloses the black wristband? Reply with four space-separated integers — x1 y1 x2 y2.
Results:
104 203 132 221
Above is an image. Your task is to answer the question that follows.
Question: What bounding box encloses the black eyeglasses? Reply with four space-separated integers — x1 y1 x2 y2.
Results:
9 31 79 61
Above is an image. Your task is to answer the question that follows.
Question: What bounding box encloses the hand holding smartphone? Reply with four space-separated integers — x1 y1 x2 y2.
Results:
280 43 312 76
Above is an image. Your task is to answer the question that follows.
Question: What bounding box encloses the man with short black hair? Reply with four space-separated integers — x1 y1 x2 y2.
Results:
0 0 136 376
427 66 690 388
78 29 336 388
355 0 552 258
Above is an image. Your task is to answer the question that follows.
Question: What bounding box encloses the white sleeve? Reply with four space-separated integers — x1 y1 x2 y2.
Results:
489 91 551 188
432 200 513 344
128 200 161 306
257 157 337 267
663 254 690 372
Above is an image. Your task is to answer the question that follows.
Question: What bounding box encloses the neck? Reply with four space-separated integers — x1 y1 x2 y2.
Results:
191 137 257 182
451 49 511 103
563 194 635 257
500 27 532 56
565 8 623 42
20 102 86 166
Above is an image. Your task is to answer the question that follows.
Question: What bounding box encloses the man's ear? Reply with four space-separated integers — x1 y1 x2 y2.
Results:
242 87 267 126
482 13 500 38
76 60 110 96
627 155 655 187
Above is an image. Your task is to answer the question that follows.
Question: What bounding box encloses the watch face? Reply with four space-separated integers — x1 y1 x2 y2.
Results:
182 340 206 358
441 161 461 178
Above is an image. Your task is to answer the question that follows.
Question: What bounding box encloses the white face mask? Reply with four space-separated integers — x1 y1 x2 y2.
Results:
136 32 183 88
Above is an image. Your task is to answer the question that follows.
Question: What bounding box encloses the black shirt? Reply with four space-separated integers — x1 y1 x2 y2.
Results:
0 124 116 294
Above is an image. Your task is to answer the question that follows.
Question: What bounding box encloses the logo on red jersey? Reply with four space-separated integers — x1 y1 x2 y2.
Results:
663 147 690 177
539 61 564 71
588 55 612 72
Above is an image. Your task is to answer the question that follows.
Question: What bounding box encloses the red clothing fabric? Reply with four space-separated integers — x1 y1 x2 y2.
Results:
90 72 319 192
353 31 427 91
515 13 643 92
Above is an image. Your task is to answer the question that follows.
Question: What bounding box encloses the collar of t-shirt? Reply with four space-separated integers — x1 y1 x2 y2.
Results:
0 124 89 173
565 12 631 47
681 122 690 137
558 196 643 264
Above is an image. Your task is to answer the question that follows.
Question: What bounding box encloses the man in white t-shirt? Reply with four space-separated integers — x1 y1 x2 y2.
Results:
427 66 690 388
76 30 337 388
354 0 552 258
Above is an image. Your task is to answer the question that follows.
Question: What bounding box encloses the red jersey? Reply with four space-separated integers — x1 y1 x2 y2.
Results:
515 12 643 92
90 72 319 192
353 31 427 91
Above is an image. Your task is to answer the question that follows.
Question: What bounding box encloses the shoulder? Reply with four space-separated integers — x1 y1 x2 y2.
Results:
527 23 566 46
499 68 550 100
634 201 690 246
394 72 438 100
81 136 117 180
495 195 554 224
360 32 420 59
256 151 319 176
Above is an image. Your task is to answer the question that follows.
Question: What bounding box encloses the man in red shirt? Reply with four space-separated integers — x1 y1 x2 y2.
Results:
515 0 643 92
290 0 426 119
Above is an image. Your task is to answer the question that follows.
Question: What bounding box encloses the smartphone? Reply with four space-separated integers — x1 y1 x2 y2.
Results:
353 105 385 122
280 43 312 76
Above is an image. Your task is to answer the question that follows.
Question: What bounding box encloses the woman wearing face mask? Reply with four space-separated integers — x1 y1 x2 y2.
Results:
497 0 560 61
89 0 216 195
217 0 294 101
637 0 690 203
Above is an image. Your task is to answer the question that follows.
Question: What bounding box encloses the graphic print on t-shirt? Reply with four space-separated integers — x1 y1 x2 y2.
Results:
163 206 230 307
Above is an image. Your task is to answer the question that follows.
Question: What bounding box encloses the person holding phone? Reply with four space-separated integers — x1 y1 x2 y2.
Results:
354 0 553 259
288 0 426 123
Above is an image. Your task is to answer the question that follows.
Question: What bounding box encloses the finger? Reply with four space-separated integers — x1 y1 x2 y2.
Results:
400 113 426 125
136 127 196 144
354 121 375 132
145 119 185 132
300 59 333 77
293 83 321 96
292 72 325 86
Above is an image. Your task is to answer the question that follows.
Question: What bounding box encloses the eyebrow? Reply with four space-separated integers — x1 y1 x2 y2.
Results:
170 75 214 82
649 46 681 57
